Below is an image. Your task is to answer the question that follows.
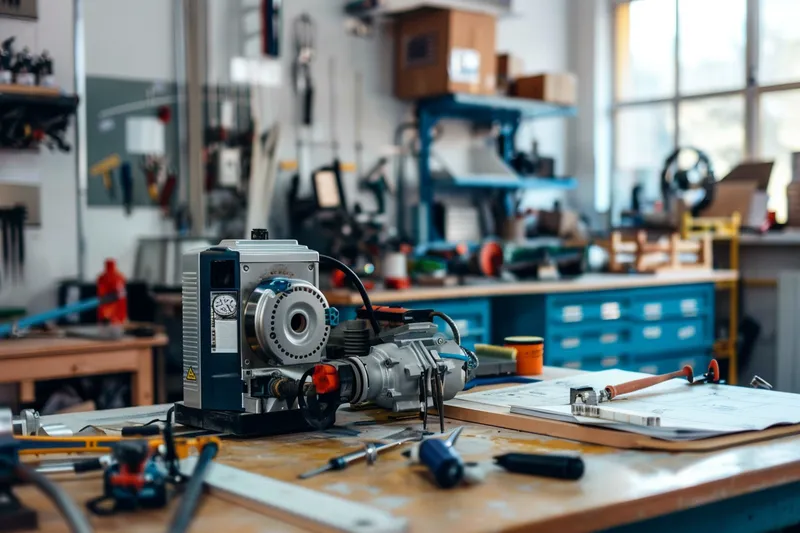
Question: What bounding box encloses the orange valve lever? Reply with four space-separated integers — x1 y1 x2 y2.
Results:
312 364 340 395
604 365 694 400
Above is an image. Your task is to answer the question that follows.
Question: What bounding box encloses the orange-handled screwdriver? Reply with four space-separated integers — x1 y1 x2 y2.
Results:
604 365 694 400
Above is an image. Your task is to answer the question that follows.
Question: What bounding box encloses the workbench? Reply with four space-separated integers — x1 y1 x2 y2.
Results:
0 334 168 406
17 366 800 533
327 271 738 377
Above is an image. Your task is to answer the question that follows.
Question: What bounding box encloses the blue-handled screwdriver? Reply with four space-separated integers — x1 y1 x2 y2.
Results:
417 426 464 489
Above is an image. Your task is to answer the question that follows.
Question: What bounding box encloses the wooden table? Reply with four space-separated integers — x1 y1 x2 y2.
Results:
0 334 168 406
16 367 800 533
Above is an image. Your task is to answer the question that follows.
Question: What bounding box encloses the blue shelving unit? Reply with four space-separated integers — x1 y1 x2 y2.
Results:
408 93 578 244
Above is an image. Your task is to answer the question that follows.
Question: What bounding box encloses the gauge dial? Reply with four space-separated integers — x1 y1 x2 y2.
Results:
212 294 237 318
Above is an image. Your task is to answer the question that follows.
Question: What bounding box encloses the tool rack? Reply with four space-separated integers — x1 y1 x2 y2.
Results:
411 93 577 244
681 212 741 384
0 85 79 151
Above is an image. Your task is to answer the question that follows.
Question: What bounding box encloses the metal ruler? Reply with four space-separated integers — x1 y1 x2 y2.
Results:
179 458 408 533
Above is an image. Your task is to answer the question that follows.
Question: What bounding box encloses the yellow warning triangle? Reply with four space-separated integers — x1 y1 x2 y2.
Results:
186 367 197 381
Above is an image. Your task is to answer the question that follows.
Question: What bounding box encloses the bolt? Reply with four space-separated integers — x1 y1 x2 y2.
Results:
307 264 314 270
244 359 250 366
243 265 250 272
437 337 445 345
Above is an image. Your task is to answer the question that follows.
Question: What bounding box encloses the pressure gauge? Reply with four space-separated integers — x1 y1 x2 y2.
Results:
212 294 238 318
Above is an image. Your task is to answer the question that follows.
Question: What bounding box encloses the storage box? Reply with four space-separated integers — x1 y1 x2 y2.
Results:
496 53 523 94
510 73 577 106
394 9 497 100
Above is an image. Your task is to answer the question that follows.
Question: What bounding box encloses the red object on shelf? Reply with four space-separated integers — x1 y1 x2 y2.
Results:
384 277 412 290
97 259 128 325
157 105 172 124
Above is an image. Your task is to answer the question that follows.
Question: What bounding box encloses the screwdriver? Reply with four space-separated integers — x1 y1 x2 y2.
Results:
298 437 416 479
494 453 585 481
416 426 464 489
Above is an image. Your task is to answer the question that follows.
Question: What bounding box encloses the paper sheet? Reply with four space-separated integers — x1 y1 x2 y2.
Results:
455 369 800 441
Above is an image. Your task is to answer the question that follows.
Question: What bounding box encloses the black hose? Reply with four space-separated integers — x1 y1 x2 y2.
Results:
167 441 219 533
319 254 380 334
297 367 339 430
430 311 461 345
7 459 94 533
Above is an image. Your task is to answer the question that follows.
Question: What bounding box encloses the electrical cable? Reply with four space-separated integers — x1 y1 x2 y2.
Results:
463 376 540 391
319 254 380 334
167 441 219 533
440 353 470 363
430 311 460 345
1 457 94 533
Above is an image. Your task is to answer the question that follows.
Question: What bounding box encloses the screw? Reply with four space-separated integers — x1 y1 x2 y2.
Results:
437 337 445 345
244 359 250 366
307 264 314 270
243 265 250 272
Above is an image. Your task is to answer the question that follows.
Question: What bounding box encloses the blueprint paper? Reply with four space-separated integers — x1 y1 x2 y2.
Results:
454 369 800 440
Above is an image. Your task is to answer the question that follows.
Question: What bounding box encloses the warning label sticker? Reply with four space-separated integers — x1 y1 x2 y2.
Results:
185 367 197 381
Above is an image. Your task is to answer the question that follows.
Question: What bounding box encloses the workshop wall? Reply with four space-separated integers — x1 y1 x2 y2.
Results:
223 0 576 236
0 0 78 311
81 0 176 278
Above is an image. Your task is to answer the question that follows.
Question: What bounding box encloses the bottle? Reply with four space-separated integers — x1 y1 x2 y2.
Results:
97 259 128 325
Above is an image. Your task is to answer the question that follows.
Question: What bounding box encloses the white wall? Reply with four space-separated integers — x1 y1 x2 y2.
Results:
81 0 176 279
0 0 78 311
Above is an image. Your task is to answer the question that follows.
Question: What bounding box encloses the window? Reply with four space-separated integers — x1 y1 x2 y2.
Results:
613 0 800 222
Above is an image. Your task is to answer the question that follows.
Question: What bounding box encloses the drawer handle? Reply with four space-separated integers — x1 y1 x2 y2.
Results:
643 326 662 339
561 338 581 349
640 365 658 374
600 333 618 344
564 361 582 369
454 319 470 337
643 303 662 321
678 325 696 340
562 305 583 323
681 299 698 317
601 302 621 320
601 356 619 367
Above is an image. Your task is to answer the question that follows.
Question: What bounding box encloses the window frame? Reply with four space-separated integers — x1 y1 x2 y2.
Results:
611 0 800 221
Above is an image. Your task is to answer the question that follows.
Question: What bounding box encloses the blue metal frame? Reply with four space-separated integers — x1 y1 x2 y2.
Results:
413 93 578 243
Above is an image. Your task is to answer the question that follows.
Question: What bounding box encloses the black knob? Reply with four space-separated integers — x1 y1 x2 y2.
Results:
251 229 269 240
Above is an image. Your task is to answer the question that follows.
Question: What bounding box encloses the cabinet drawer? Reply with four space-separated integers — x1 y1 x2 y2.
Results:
547 324 630 362
547 294 629 325
631 290 711 322
630 318 711 357
628 354 711 376
424 299 490 345
557 354 628 372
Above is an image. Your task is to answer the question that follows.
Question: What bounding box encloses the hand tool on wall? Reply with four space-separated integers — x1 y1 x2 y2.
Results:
262 0 282 57
120 162 133 215
141 155 162 203
292 13 315 127
358 157 391 215
494 453 585 481
0 205 25 281
90 154 121 200
298 435 419 479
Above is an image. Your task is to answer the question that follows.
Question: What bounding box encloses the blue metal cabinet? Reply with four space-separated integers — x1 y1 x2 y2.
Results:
493 283 716 373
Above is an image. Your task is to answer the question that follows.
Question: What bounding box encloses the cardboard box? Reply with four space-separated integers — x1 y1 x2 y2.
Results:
394 9 497 100
510 73 577 106
703 161 774 228
496 53 523 94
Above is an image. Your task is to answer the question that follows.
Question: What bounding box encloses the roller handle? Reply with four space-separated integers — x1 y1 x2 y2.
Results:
605 365 693 399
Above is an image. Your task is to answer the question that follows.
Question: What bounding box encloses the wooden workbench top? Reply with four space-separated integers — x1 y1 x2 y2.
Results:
0 333 168 359
19 364 800 533
324 270 739 306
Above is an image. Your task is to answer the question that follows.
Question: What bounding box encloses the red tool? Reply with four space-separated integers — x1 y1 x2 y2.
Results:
604 365 694 400
691 359 721 385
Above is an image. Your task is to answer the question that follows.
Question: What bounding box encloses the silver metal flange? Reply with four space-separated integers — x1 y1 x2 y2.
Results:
245 278 330 365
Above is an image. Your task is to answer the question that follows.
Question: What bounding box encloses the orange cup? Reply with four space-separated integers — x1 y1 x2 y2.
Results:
505 336 544 376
